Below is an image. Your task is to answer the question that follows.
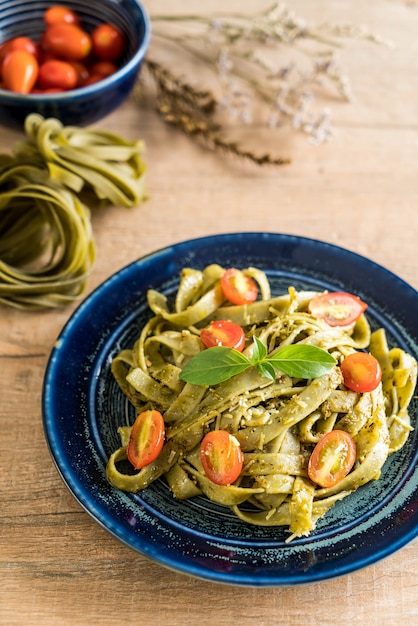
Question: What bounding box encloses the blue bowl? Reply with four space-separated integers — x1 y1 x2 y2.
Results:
0 0 150 127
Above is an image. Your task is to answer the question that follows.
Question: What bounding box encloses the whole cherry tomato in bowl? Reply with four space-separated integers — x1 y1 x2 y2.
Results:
91 23 125 61
38 59 78 90
44 5 81 27
41 23 92 61
0 36 41 64
2 50 39 94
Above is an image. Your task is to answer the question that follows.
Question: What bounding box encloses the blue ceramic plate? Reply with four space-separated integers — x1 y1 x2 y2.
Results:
42 233 418 587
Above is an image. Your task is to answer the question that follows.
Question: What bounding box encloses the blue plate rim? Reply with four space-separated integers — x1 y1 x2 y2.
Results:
41 232 418 587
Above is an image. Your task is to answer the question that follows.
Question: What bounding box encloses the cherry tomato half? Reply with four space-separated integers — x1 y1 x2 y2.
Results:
200 430 243 486
127 410 165 470
38 59 78 90
340 352 382 393
200 320 246 352
44 5 81 27
308 430 356 488
42 23 92 61
91 23 125 61
221 268 258 306
2 50 38 94
308 292 367 327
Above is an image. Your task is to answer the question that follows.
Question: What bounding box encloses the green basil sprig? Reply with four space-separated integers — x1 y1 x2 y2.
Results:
179 336 336 386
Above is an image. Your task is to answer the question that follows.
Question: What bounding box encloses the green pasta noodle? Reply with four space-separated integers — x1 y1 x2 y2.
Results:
106 265 417 540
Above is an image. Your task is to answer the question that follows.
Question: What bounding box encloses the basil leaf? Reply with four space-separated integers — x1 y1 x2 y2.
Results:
179 346 250 386
251 335 267 363
268 344 336 379
257 361 276 382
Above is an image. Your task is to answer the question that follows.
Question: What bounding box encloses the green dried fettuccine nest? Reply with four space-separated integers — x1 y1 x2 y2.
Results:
0 114 147 310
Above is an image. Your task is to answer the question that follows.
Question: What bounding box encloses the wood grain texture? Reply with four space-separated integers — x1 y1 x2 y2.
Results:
1 1 418 624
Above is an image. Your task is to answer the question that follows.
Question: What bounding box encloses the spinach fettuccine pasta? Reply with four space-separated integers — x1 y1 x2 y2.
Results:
106 264 417 540
0 114 146 309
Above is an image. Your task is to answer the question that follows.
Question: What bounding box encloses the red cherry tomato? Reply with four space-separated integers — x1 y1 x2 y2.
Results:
68 61 90 86
200 320 246 352
90 60 119 78
308 292 367 327
42 23 92 61
44 5 81 26
0 37 40 64
200 430 244 486
82 61 118 86
221 268 258 305
340 352 382 393
308 430 356 488
2 50 38 94
127 410 165 470
91 23 125 61
38 59 78 90
1 39 39 82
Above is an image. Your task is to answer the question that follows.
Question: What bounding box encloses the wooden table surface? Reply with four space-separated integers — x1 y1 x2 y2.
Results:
1 1 418 624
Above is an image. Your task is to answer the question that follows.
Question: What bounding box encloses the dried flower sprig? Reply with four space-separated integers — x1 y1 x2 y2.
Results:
139 2 387 164
143 59 290 166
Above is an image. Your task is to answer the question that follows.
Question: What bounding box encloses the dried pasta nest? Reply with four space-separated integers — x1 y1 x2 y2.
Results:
0 168 95 309
0 114 147 310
